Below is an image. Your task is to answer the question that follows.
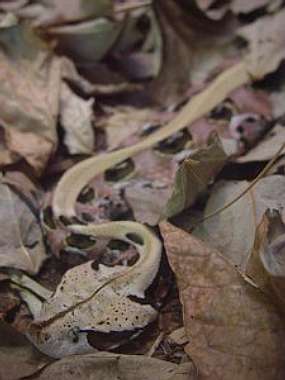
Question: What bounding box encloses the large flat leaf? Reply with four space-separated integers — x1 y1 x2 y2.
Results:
160 222 285 380
194 175 285 271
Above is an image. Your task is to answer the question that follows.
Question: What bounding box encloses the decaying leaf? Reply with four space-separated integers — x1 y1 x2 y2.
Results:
196 0 281 19
60 83 95 155
164 135 227 219
246 210 285 311
193 175 285 272
0 177 46 273
12 0 113 27
0 24 60 175
0 321 50 380
47 17 123 63
150 0 237 105
237 124 285 163
160 222 285 380
30 353 194 380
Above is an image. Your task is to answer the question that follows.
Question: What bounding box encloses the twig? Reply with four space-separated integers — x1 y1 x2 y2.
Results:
115 1 152 14
147 332 164 357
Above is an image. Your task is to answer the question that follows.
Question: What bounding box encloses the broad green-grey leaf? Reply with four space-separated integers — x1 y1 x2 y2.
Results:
60 83 95 155
10 0 113 27
47 17 123 62
164 136 227 219
194 175 285 271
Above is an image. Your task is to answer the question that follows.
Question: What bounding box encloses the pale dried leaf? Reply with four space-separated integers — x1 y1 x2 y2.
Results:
231 0 272 14
60 83 95 155
98 106 161 150
194 176 285 272
32 352 194 380
238 9 285 79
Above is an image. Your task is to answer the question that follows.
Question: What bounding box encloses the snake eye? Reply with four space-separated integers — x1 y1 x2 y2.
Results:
66 233 96 249
104 158 135 182
209 100 236 121
78 185 95 204
42 206 56 230
154 129 191 155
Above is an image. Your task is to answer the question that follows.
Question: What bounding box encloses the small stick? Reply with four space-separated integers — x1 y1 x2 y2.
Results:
115 1 152 13
147 331 164 357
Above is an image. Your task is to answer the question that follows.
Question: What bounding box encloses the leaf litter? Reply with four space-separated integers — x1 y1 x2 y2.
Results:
0 1 285 379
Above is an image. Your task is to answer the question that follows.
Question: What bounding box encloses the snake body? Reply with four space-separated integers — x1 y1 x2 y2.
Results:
10 62 249 358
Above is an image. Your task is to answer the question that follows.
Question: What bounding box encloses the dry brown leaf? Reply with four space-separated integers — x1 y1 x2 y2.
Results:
0 25 60 175
246 210 285 312
31 352 194 380
0 321 50 380
0 178 46 273
150 0 236 105
194 175 285 272
160 222 285 380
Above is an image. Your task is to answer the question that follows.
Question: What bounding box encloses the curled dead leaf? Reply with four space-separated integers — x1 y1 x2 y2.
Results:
0 178 46 274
